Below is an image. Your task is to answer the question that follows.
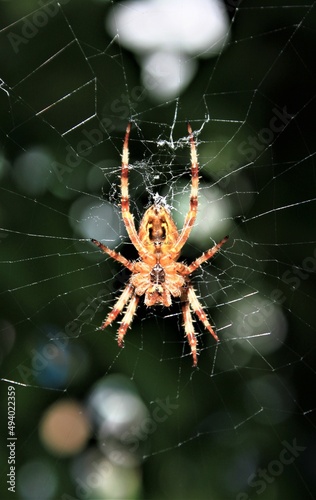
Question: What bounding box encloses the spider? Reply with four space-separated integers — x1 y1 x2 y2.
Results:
91 123 228 366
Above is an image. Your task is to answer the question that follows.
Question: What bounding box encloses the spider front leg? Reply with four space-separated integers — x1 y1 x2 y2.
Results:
120 123 147 256
173 123 199 253
181 283 220 367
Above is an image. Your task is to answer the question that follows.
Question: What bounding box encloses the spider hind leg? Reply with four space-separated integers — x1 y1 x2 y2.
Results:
117 293 140 347
181 289 199 366
99 282 140 348
181 285 219 366
187 286 219 341
100 283 133 330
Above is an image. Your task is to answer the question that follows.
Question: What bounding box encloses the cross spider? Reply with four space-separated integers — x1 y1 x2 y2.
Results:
92 123 228 366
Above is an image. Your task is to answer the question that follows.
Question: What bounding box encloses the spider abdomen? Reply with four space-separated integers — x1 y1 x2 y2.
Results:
150 263 165 284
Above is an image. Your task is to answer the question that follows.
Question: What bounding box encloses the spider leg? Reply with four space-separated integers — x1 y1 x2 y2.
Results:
91 239 134 271
121 123 147 255
184 236 228 275
100 283 134 330
181 288 199 366
173 123 199 254
187 286 219 342
117 292 140 347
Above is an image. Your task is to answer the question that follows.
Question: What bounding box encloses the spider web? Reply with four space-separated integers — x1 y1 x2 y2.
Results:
0 1 316 499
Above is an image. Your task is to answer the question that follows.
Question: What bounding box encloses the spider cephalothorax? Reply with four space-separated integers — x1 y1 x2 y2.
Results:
92 123 228 366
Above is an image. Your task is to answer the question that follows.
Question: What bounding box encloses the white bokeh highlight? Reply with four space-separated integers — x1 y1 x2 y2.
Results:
106 0 230 100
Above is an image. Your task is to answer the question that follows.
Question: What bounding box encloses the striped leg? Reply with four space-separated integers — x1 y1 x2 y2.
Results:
91 239 134 271
187 286 218 342
174 123 199 253
181 288 199 366
121 123 146 255
101 283 134 330
117 293 140 347
184 236 229 275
